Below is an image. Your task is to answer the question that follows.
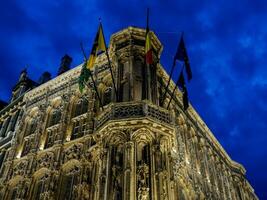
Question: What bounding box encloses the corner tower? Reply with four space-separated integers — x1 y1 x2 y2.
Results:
109 27 162 104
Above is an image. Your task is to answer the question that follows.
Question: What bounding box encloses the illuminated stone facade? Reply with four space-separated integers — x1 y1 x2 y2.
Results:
0 27 258 199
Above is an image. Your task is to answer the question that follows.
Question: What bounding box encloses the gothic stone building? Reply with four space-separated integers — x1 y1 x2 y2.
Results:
0 27 258 200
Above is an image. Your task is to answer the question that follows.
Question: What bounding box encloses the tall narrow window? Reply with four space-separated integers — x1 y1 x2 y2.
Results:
25 119 37 137
103 87 112 106
32 180 45 200
70 98 89 140
45 130 54 149
21 139 31 157
44 108 61 149
49 109 61 127
59 172 80 200
73 99 88 117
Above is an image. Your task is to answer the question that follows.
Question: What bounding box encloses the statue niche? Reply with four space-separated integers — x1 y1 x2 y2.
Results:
110 145 123 200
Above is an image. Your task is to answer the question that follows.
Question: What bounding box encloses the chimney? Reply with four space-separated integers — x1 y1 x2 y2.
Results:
38 72 51 84
57 54 72 75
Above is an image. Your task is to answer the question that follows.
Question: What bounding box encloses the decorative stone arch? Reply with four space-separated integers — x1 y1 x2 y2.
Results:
85 145 101 163
69 91 90 117
57 159 83 199
63 143 84 163
44 96 63 127
69 91 82 115
65 92 91 142
36 151 54 169
131 128 154 144
4 175 30 200
39 97 63 150
8 175 24 188
61 159 82 174
21 106 40 137
29 167 53 200
160 135 171 153
106 130 127 146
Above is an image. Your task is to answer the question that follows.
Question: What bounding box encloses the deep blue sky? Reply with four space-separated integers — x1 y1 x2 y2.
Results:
0 0 266 198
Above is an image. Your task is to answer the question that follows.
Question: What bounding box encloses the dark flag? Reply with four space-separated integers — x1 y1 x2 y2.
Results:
175 35 192 81
177 69 185 89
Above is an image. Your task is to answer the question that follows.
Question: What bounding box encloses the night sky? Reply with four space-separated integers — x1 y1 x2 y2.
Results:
0 0 266 198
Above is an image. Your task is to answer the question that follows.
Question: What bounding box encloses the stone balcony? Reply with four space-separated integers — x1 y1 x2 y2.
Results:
95 100 174 129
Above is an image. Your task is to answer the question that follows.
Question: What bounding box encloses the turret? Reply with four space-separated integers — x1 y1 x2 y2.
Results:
57 54 72 75
109 27 162 104
38 71 51 84
11 69 37 101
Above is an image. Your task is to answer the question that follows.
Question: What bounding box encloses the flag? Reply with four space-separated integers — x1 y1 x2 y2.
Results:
87 23 106 69
177 70 189 110
79 62 90 93
175 35 192 81
177 70 185 89
145 9 153 65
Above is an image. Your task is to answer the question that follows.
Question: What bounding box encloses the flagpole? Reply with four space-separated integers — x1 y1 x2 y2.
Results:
166 64 185 110
161 60 175 105
161 32 184 106
99 20 119 101
80 42 104 110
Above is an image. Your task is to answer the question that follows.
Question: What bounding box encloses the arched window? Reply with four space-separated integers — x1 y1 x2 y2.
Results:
21 139 31 157
103 87 112 106
25 119 37 137
44 108 61 149
110 145 123 200
32 180 45 200
48 109 61 127
58 166 80 200
9 188 17 200
73 98 88 117
70 98 89 140
31 170 51 200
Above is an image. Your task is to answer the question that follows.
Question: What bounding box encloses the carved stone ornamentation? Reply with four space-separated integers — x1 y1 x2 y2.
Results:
0 26 258 200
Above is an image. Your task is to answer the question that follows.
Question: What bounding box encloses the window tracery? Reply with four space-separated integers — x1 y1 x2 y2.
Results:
58 162 81 200
70 97 90 140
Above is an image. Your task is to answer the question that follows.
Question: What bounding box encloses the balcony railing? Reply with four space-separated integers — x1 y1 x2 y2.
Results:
95 101 173 129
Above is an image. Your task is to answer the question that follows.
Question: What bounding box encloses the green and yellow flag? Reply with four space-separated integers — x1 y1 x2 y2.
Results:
87 24 106 69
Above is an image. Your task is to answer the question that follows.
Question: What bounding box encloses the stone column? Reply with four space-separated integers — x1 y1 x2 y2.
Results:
0 117 10 137
200 143 212 196
104 147 111 200
6 113 16 134
0 149 6 170
99 147 107 200
124 141 135 200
